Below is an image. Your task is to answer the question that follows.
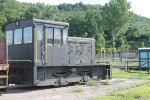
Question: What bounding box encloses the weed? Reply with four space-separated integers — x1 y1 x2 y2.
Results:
87 80 99 87
72 86 84 92
101 80 109 85
101 69 110 85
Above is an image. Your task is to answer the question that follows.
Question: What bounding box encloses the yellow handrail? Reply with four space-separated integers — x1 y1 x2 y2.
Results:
96 48 116 64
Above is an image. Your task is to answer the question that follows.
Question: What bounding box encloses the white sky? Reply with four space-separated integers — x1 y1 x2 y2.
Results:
16 0 150 18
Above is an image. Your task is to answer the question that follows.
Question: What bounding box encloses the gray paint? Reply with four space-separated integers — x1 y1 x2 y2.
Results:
4 19 112 86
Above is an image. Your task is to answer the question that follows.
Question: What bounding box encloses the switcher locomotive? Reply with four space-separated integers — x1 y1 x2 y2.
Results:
4 19 111 86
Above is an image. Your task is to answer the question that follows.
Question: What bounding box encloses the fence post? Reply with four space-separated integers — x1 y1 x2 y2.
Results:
125 58 127 71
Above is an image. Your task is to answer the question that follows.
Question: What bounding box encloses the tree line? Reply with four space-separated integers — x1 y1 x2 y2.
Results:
0 0 150 52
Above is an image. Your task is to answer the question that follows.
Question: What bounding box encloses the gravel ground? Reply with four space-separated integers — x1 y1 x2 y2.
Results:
0 78 145 100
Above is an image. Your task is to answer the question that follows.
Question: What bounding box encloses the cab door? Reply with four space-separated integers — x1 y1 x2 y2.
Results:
35 25 46 65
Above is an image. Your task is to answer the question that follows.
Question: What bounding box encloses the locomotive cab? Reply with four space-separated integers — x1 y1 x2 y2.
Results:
4 19 111 86
5 19 69 66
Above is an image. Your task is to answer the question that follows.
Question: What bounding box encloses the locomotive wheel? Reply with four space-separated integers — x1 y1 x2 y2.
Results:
58 77 68 86
83 75 91 82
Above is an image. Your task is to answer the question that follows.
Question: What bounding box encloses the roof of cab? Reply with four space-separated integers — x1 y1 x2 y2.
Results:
4 19 69 31
33 19 69 26
5 19 69 27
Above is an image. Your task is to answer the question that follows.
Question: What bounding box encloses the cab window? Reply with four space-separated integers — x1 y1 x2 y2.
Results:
24 27 32 43
14 29 22 44
6 30 13 45
37 25 43 41
47 28 53 45
63 29 68 44
54 28 61 45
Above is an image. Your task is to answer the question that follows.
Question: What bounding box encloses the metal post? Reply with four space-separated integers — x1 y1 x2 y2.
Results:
126 58 128 71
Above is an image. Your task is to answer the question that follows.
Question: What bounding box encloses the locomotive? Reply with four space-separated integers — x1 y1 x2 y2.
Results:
4 19 111 86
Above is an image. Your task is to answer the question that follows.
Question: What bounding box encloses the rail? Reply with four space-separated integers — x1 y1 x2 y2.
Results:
7 60 32 62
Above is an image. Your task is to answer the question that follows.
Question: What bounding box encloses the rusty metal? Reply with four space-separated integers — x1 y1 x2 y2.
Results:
0 64 9 91
0 42 9 92
0 43 4 64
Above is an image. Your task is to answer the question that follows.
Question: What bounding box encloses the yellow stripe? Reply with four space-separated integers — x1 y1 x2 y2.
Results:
8 60 32 62
34 26 38 63
5 32 8 64
45 26 48 64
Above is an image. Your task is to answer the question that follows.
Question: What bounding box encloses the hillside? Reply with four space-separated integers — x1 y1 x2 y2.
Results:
0 0 150 52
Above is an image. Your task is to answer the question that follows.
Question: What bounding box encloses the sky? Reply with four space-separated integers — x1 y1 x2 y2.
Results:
16 0 150 18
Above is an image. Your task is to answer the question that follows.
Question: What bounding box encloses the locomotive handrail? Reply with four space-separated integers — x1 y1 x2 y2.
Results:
7 60 32 62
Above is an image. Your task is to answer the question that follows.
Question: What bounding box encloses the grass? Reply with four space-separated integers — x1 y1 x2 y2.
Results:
72 86 84 92
93 84 150 100
113 68 150 80
110 84 150 99
94 96 123 100
93 68 150 100
101 80 110 85
87 80 99 87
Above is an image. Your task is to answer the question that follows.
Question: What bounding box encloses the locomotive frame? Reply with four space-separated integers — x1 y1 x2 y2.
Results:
4 19 111 86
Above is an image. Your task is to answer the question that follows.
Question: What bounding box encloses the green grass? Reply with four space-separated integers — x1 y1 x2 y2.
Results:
94 96 123 100
113 68 150 80
87 80 99 87
110 85 150 99
72 86 84 92
93 68 150 100
94 84 150 100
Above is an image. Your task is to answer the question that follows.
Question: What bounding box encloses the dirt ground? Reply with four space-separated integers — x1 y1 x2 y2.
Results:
0 78 145 100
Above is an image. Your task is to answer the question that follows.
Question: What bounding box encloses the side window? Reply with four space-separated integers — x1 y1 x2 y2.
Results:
140 52 147 58
37 25 43 41
47 28 53 45
6 30 13 45
24 27 32 43
14 29 22 44
54 28 61 45
63 29 68 44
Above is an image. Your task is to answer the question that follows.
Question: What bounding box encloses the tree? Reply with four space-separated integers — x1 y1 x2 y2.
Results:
66 11 86 37
101 0 131 50
84 10 102 38
84 10 104 47
0 0 149 52
43 5 60 20
139 42 145 48
23 5 41 19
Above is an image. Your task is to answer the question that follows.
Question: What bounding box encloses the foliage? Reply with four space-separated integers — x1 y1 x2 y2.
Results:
0 0 150 52
101 0 131 49
139 42 145 48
